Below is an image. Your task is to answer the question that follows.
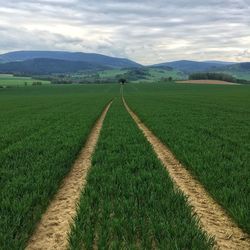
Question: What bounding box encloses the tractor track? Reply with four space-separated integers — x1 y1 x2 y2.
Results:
26 101 112 250
123 96 250 250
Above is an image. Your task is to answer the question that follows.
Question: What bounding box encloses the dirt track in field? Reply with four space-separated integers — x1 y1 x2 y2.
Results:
26 101 112 250
123 97 250 250
176 80 239 85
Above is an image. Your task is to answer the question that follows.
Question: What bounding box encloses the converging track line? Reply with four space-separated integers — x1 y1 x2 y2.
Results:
26 101 112 250
123 96 250 250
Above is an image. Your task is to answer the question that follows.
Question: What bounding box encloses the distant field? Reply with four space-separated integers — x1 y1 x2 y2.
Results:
0 74 50 86
71 69 128 79
176 79 239 85
134 68 186 82
71 68 186 83
98 69 128 77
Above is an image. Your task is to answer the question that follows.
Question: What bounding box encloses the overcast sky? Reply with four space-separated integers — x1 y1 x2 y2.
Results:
0 0 249 64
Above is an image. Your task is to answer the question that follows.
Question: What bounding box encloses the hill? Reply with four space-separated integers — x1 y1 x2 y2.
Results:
202 60 235 65
0 51 249 80
223 62 250 71
152 60 228 73
0 58 111 75
214 62 250 80
0 51 141 68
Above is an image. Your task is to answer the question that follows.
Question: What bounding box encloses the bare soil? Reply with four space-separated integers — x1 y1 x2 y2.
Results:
26 101 112 250
176 80 239 85
123 97 250 250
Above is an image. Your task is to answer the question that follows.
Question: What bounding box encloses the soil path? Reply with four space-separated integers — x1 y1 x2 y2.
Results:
26 101 112 250
123 97 250 250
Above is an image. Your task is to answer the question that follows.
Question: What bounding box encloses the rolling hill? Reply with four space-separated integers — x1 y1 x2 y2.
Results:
0 51 249 80
152 60 230 73
203 60 235 65
0 51 141 68
0 58 111 75
215 62 250 80
223 62 250 71
152 60 250 81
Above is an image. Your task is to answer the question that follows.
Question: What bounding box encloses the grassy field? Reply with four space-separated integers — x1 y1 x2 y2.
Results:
125 83 250 233
1 82 249 249
69 98 212 249
0 84 118 249
0 74 50 86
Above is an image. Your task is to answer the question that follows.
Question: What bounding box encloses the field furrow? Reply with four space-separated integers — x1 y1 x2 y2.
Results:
69 98 213 249
26 101 112 250
0 85 118 250
124 83 250 233
123 96 250 249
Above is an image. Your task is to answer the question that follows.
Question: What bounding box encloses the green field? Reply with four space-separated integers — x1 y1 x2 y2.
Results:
0 82 249 249
125 83 250 233
0 85 117 249
0 74 50 86
69 98 212 249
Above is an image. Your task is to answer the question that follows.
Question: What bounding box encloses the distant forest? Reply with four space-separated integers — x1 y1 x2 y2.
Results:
189 72 250 84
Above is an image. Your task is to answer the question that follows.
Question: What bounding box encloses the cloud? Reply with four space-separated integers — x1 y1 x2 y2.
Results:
0 0 249 64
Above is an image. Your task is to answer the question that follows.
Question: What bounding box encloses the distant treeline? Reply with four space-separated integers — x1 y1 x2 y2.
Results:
37 75 118 84
40 68 152 85
189 72 250 84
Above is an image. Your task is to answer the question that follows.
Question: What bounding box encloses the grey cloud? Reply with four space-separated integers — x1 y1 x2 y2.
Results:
0 0 249 63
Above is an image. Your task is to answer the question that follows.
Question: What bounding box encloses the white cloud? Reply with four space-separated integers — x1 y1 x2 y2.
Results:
0 0 249 64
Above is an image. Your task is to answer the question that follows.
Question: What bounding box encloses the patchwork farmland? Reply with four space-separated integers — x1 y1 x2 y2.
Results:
0 83 250 250
0 74 50 87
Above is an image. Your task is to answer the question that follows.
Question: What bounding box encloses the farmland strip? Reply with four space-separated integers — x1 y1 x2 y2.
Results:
124 83 250 233
26 101 112 250
68 99 212 249
123 96 250 250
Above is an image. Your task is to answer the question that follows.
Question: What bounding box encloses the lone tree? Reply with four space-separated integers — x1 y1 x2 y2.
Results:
118 78 126 85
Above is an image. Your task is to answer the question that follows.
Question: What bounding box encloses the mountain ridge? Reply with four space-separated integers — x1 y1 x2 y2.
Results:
0 51 249 78
0 58 111 75
0 50 141 68
151 60 226 73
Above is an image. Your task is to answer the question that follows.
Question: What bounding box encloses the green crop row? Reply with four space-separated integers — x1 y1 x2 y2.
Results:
69 98 213 249
124 83 250 233
0 85 118 249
